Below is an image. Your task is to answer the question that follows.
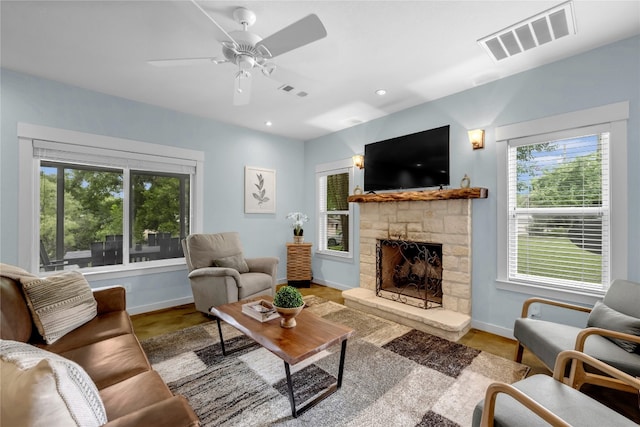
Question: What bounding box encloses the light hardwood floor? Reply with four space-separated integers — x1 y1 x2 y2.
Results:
131 283 639 423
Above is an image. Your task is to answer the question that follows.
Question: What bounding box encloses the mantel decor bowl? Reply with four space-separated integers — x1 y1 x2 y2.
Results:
275 305 304 328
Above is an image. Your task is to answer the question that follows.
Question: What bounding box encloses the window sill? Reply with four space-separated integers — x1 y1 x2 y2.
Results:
496 279 605 305
41 259 187 282
316 250 353 262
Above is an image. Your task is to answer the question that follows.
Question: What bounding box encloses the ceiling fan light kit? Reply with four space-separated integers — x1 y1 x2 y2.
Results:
149 1 327 106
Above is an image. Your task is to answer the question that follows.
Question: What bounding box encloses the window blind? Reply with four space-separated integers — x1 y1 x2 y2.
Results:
507 129 610 291
33 140 196 175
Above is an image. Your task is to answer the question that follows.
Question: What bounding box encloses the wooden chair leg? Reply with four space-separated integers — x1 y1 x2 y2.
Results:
514 342 525 363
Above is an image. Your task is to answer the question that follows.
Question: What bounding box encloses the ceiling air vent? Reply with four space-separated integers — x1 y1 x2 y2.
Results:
278 84 295 92
277 84 310 98
478 1 576 62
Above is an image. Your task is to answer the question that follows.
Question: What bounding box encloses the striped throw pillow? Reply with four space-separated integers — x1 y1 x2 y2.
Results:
21 271 97 344
0 339 107 426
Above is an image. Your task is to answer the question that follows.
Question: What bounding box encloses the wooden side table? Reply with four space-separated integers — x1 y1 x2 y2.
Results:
286 242 312 288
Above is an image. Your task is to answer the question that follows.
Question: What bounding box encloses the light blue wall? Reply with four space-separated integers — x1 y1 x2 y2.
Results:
2 36 638 328
1 69 303 312
304 36 640 335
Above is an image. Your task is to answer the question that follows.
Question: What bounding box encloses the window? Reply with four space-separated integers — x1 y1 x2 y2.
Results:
19 124 204 274
316 159 354 258
508 128 609 291
496 102 628 299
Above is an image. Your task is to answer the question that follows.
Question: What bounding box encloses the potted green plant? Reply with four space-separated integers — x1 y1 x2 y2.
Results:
273 286 305 328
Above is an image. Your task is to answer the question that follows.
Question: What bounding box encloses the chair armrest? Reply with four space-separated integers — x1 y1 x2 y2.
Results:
93 286 126 314
573 327 640 351
479 382 572 427
520 297 592 318
102 396 200 427
554 349 640 389
188 267 240 281
246 257 279 276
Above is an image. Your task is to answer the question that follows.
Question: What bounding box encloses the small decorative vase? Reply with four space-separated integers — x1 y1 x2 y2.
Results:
275 305 304 328
293 235 304 244
460 174 471 188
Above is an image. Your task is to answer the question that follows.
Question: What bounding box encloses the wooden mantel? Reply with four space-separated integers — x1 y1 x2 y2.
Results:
347 187 488 203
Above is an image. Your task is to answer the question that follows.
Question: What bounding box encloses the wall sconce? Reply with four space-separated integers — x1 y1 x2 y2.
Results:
352 154 364 169
468 129 485 150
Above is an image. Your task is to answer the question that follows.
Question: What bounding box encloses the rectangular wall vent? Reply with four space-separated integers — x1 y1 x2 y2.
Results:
478 1 576 62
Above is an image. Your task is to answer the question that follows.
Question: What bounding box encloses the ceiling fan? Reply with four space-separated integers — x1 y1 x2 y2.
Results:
148 0 327 105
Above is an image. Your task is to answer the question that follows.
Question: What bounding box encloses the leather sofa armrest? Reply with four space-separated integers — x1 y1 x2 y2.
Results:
246 257 279 276
102 396 200 427
519 297 592 318
93 286 126 314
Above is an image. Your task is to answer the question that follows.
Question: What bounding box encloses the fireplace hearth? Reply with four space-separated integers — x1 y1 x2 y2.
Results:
376 239 443 309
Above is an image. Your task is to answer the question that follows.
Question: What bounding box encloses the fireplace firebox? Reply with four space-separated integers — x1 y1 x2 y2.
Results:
376 239 443 309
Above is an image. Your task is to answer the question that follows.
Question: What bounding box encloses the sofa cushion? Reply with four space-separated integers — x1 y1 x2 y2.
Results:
21 271 97 344
214 253 249 273
587 301 640 353
34 310 134 354
0 339 107 427
99 370 173 420
60 333 151 389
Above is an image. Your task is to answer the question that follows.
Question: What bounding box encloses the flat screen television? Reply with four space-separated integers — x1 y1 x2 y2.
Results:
364 125 450 192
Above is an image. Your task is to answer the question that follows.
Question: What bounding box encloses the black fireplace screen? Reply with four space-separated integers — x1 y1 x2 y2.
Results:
376 239 443 309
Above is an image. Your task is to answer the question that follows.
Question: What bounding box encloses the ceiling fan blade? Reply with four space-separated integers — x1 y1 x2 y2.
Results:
189 0 238 47
233 72 252 106
147 57 225 67
256 14 327 58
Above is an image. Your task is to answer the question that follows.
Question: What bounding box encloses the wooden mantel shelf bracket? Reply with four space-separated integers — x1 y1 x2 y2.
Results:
347 187 488 203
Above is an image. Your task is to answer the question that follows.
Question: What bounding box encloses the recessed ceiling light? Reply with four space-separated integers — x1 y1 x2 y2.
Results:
375 89 387 96
265 121 273 127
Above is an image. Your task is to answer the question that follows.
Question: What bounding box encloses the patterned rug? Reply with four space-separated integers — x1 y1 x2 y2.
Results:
141 297 529 426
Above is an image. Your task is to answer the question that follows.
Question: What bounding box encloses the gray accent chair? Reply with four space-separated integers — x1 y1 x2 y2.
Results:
513 279 640 393
182 232 279 314
473 350 640 427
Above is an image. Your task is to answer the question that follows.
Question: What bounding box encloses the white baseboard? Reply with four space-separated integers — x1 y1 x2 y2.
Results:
470 319 515 339
127 296 194 315
310 278 353 291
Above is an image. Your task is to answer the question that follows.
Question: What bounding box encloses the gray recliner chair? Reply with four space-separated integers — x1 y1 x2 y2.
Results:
182 232 279 314
513 278 640 393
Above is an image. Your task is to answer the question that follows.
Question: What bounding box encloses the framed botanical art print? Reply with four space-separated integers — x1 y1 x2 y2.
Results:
244 166 276 214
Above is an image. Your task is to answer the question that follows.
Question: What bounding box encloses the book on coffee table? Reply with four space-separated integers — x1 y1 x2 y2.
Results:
241 300 279 322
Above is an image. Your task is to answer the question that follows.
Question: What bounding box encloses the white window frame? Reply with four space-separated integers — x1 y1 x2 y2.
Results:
18 123 204 280
496 102 628 303
315 159 354 260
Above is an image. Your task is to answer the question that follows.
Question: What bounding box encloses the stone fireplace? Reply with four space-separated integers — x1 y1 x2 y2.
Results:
342 188 487 341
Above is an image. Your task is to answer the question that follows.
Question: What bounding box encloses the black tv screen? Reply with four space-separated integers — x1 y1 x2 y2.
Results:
364 125 450 192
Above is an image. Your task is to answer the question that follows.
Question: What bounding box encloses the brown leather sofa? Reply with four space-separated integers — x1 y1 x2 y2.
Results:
1 271 200 427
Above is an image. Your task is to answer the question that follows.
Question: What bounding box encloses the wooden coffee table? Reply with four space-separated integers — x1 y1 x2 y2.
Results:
209 299 355 418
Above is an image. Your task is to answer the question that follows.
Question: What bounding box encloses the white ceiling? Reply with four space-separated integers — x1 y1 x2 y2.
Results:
2 1 639 141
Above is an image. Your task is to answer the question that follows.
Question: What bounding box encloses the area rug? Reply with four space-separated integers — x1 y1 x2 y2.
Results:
141 297 529 426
